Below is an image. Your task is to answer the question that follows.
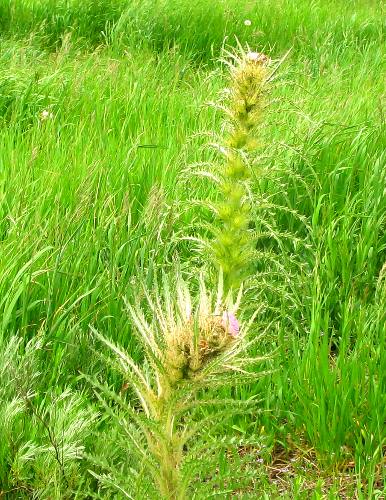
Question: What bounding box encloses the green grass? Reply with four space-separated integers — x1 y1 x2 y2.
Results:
0 0 385 497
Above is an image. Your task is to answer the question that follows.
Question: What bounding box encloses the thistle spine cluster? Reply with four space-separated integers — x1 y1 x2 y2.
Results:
212 51 269 293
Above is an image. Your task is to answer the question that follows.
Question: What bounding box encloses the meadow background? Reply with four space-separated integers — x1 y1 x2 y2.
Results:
0 0 385 497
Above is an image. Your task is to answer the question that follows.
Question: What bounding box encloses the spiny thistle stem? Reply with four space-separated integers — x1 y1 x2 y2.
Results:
211 49 270 293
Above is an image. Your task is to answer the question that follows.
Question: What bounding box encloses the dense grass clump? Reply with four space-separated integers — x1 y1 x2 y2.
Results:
0 0 385 497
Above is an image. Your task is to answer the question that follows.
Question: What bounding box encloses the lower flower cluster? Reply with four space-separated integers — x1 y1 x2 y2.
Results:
164 308 240 383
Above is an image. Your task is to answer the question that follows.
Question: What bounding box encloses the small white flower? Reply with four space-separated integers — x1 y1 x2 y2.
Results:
40 110 53 121
244 19 252 26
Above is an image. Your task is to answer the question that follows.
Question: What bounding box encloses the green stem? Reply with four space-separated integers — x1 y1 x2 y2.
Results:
156 400 184 499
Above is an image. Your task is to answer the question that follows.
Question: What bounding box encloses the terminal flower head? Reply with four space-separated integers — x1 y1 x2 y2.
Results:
246 51 270 64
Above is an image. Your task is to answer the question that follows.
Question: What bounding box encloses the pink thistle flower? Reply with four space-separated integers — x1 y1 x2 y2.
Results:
222 311 240 337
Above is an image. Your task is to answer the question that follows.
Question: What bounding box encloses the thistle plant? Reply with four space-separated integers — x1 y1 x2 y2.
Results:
208 48 271 293
90 47 272 498
90 272 264 498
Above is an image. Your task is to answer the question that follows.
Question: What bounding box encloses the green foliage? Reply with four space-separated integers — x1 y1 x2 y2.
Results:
1 0 384 59
0 336 98 497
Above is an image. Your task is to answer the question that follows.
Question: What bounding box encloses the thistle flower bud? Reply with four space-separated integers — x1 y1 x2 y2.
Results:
164 306 241 382
157 273 244 387
246 51 270 64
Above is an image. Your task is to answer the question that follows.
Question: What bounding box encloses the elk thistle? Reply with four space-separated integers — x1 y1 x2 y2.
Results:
91 46 273 499
160 272 241 393
92 272 251 499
